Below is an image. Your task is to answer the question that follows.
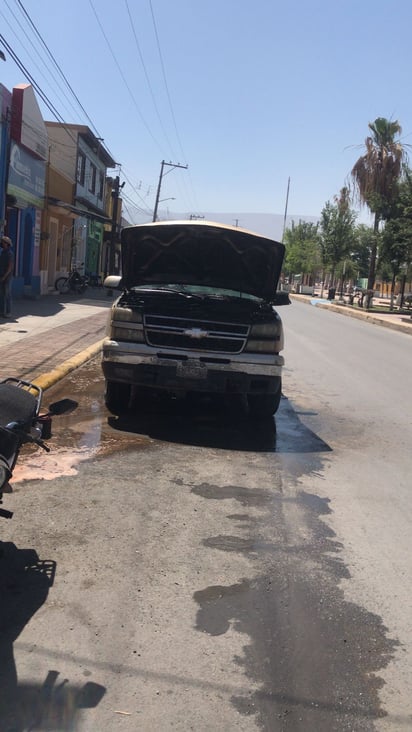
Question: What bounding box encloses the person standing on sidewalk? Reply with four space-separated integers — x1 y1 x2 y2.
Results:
0 236 14 317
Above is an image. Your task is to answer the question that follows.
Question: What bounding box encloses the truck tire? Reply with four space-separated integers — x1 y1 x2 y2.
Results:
105 381 131 415
247 381 282 419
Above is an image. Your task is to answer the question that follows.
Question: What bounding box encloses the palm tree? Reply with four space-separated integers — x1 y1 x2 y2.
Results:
351 117 406 293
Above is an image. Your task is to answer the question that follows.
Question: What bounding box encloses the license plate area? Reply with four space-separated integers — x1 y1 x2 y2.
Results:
176 361 208 379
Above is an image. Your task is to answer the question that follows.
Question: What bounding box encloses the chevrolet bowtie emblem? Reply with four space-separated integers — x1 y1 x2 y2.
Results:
184 328 208 338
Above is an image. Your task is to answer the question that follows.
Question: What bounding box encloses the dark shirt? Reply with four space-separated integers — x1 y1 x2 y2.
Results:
0 248 13 280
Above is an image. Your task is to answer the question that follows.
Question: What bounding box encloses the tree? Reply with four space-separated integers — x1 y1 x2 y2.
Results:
352 224 375 280
283 220 320 282
379 171 412 306
318 187 357 289
351 117 407 291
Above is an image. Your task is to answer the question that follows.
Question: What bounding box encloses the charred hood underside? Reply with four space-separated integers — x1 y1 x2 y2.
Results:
120 221 285 302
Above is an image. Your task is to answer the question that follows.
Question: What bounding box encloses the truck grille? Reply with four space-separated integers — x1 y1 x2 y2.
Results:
144 314 249 353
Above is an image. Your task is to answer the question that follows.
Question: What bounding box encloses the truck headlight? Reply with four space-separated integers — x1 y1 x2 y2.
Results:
110 324 145 342
112 306 142 323
245 319 284 353
109 307 144 341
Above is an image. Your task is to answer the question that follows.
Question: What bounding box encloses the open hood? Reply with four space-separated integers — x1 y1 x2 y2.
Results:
120 220 285 301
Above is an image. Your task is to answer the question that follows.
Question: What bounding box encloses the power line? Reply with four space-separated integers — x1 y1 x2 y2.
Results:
153 160 188 222
2 0 82 123
2 2 199 214
121 170 155 215
148 0 187 164
13 0 103 138
0 17 118 165
124 0 176 158
88 0 164 154
147 2 201 212
0 34 75 133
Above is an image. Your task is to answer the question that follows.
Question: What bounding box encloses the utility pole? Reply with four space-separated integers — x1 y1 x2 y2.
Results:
109 175 123 274
282 176 291 243
153 160 188 222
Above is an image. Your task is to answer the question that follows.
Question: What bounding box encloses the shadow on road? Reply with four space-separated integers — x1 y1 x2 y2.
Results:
109 391 332 454
0 542 105 731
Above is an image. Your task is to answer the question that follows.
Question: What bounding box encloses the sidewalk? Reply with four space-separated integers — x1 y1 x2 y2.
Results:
0 287 114 389
289 294 412 337
0 288 411 395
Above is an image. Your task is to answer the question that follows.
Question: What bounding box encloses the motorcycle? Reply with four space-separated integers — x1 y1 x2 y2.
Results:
0 377 77 519
55 265 89 295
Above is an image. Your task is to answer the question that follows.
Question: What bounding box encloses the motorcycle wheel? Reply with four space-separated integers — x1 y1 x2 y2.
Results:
75 281 88 294
55 277 70 294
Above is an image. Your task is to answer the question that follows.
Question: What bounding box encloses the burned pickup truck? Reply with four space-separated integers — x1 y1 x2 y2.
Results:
102 220 289 418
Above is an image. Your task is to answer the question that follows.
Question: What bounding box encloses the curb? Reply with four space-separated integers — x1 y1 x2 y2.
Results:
289 295 412 337
32 339 104 391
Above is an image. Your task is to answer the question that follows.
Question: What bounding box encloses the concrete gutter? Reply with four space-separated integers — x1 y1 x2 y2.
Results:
33 339 104 391
289 294 412 337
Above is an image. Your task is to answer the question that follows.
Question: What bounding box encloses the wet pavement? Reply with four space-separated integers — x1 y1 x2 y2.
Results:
1 297 410 729
3 359 400 731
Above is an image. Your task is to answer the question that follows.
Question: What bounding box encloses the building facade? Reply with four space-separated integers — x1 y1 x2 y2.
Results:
2 83 47 297
45 122 116 288
1 84 123 297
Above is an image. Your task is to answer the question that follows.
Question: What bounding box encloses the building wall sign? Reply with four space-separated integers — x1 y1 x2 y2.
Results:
7 142 46 208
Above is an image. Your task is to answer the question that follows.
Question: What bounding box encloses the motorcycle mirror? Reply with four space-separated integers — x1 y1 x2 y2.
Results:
47 398 78 416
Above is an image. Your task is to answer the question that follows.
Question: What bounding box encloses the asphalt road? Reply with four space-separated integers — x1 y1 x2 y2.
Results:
281 299 412 731
0 300 411 731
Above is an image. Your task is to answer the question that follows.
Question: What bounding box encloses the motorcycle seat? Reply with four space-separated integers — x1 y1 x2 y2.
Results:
0 383 38 429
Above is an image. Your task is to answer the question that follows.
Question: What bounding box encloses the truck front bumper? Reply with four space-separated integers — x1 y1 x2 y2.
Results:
102 340 283 394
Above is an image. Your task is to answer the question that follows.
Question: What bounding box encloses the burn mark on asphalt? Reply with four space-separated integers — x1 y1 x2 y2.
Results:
193 488 398 731
192 483 273 507
203 535 260 553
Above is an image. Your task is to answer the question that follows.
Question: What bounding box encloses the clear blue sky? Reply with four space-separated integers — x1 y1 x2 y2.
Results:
1 0 411 228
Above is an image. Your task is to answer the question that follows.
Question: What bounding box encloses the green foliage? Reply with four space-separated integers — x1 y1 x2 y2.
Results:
283 220 320 276
352 224 375 278
351 117 407 288
351 117 405 221
377 170 412 279
318 188 357 280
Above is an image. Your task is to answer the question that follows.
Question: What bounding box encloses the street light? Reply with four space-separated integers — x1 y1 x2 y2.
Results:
152 160 187 221
154 198 176 222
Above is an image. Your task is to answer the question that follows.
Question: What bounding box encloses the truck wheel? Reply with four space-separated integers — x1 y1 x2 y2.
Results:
105 381 131 415
248 382 282 419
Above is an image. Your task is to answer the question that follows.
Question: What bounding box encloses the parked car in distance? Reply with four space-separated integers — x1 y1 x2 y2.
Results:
101 220 290 418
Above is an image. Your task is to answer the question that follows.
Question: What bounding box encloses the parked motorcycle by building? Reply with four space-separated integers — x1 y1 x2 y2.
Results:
0 377 77 519
55 265 89 295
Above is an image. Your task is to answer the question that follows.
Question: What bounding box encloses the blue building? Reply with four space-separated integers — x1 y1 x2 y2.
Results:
1 83 47 297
